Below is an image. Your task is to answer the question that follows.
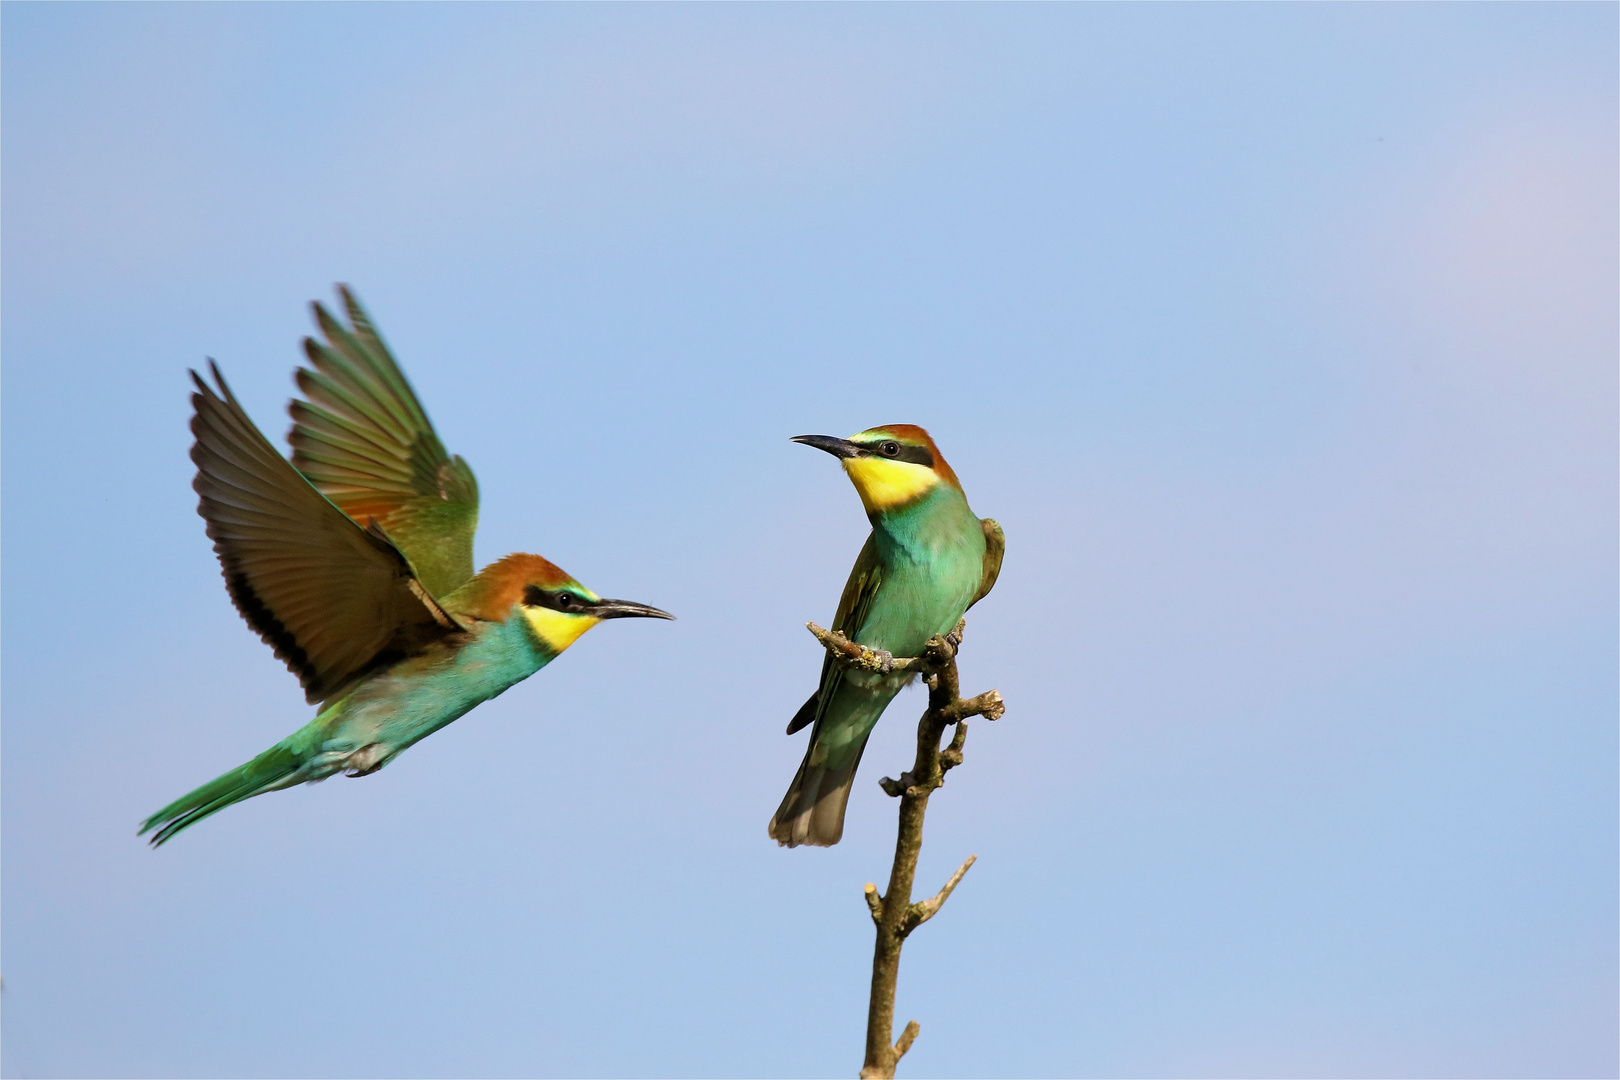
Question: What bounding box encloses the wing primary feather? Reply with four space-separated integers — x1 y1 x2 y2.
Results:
189 363 461 703
786 690 820 735
287 287 479 598
309 310 424 436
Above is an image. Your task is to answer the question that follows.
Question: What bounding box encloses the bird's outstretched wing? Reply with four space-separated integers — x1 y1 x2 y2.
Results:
969 517 1004 608
786 534 885 735
192 363 464 705
288 286 479 599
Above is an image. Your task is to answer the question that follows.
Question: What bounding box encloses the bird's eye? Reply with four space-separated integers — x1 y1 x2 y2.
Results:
880 441 901 457
557 593 578 611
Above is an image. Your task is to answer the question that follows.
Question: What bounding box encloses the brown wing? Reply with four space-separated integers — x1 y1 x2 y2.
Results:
191 362 462 705
287 286 479 600
969 517 1005 608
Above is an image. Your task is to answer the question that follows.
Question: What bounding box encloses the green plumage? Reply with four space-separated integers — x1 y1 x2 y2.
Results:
770 427 1003 847
141 287 673 846
289 287 480 599
142 724 324 846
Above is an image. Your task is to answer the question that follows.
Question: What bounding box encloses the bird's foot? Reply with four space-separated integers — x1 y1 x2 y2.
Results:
875 648 896 674
343 743 388 777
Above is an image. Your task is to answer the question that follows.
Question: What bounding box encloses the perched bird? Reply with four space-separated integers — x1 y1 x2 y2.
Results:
770 426 1003 848
141 287 673 846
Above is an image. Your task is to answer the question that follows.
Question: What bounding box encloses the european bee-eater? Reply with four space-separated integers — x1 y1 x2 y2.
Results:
770 426 1003 847
141 287 673 846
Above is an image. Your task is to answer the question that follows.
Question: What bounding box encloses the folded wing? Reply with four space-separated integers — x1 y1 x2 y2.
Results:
970 517 1004 608
288 286 479 599
785 534 885 735
191 363 463 705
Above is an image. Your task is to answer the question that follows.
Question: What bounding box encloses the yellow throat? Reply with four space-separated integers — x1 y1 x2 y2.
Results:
523 607 600 653
842 456 940 514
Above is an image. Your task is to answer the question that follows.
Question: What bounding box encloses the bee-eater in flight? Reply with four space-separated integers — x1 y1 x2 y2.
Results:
141 286 673 846
769 426 1003 847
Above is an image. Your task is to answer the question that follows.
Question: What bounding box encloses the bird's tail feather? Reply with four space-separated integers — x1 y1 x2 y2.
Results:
139 727 320 846
768 736 870 848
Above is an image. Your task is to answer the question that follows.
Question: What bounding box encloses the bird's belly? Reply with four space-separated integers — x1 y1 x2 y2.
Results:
316 629 547 770
856 556 980 659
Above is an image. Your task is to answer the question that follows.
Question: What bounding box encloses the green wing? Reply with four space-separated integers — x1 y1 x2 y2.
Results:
785 533 884 735
191 363 463 705
288 286 479 599
969 517 1005 608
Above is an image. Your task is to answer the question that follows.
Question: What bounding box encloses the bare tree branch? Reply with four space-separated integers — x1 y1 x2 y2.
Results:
807 619 1003 1080
806 622 951 676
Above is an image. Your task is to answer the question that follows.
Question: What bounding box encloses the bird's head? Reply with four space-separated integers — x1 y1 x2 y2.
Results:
792 424 961 515
448 553 674 654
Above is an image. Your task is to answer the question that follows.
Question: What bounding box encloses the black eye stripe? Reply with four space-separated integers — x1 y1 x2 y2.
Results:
855 441 934 468
523 585 589 613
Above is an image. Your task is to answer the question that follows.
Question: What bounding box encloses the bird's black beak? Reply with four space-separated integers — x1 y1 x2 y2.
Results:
590 598 676 621
791 434 863 459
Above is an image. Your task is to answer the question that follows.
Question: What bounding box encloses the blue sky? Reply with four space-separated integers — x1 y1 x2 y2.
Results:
3 4 1614 1077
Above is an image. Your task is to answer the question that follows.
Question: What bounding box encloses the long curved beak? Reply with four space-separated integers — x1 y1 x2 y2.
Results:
590 598 676 621
791 434 862 459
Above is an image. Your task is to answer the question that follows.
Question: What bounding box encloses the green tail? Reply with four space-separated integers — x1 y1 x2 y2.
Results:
139 723 324 846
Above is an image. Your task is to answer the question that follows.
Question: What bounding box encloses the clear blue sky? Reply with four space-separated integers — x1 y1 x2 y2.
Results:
3 4 1614 1077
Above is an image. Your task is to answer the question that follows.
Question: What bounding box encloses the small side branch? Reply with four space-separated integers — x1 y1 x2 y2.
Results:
902 854 976 938
893 1021 920 1062
939 724 968 773
942 689 1005 724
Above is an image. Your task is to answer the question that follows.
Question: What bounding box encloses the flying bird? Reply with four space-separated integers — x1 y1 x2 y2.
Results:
770 426 1003 847
141 287 673 846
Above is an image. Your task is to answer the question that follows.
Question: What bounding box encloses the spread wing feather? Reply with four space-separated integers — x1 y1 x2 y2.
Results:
191 363 462 705
288 286 479 599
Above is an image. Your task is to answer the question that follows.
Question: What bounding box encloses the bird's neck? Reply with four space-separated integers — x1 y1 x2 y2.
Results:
520 606 600 654
870 484 974 554
450 611 557 683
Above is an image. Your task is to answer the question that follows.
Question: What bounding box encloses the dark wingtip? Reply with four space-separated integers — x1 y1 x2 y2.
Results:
337 284 371 329
190 360 231 401
138 815 176 848
311 300 342 338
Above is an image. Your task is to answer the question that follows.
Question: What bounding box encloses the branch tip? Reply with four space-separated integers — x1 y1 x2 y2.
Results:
941 688 1004 724
895 1020 920 1059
